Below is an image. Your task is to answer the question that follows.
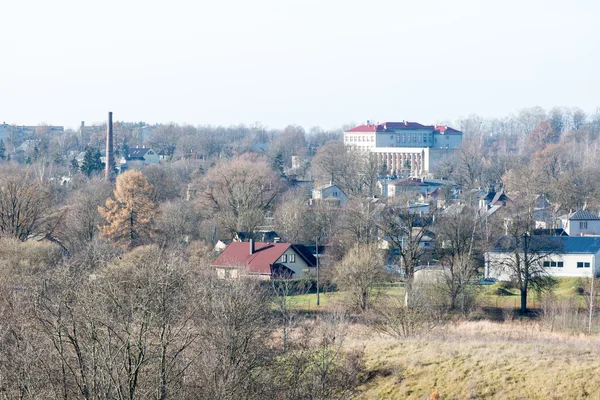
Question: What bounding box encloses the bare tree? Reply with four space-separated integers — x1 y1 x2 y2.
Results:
494 200 560 313
435 205 481 312
0 166 55 241
194 153 282 236
333 244 387 312
378 199 436 307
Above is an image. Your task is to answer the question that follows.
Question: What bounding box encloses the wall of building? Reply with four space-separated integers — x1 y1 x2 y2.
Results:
277 249 314 278
563 219 600 236
486 252 598 280
376 129 434 148
431 132 462 150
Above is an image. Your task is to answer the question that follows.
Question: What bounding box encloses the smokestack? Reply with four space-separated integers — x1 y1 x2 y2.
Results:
105 112 114 181
249 239 255 255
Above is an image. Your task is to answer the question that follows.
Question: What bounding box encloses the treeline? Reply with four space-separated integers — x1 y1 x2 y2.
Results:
0 243 364 399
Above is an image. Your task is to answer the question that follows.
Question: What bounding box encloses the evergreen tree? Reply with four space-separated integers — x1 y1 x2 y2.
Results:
80 148 105 177
0 140 6 160
273 153 285 177
119 139 129 159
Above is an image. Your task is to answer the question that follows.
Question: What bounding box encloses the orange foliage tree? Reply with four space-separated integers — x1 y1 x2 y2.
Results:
99 170 157 248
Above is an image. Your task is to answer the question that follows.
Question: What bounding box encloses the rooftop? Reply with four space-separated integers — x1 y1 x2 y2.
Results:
491 236 600 255
346 121 461 134
211 242 316 274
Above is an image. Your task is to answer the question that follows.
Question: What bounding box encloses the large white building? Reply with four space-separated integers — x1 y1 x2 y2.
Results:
344 121 462 176
485 236 600 279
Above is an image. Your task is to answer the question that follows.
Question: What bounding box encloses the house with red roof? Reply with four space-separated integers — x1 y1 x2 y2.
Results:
211 240 317 280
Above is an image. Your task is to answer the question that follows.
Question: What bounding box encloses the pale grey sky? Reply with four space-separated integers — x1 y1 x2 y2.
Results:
1 0 598 130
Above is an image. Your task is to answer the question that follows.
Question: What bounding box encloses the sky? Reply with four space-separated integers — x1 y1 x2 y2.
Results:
1 0 598 130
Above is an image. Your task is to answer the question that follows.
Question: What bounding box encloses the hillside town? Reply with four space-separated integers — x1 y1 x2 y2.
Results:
2 0 600 397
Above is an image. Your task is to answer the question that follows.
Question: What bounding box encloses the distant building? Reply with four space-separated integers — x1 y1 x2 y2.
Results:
211 241 317 280
559 210 600 236
486 236 600 279
344 121 462 177
126 147 160 165
311 183 348 207
0 123 64 144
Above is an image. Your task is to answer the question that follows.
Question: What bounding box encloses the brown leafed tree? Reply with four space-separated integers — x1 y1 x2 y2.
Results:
195 153 282 236
99 170 157 248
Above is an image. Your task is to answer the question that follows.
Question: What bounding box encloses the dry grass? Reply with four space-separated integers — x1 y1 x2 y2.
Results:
350 320 600 400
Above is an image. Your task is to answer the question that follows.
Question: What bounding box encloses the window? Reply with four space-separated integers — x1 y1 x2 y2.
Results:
544 261 563 268
580 221 588 230
577 262 590 268
446 136 450 140
289 254 295 263
390 135 394 140
281 254 287 262
423 136 428 143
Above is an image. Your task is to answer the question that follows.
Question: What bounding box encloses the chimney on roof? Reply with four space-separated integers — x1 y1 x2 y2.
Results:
366 120 371 126
404 120 407 127
249 239 255 255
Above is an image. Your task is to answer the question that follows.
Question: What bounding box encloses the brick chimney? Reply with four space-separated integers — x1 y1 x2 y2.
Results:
105 111 114 181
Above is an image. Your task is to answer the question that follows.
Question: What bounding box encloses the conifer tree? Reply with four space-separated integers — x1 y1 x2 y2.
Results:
99 170 157 248
80 148 104 177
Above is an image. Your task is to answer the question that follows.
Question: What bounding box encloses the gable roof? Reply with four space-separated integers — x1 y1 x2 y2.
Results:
128 147 153 158
211 242 316 274
566 210 600 221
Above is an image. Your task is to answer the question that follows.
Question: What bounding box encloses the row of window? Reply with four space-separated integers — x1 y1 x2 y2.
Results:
281 254 295 263
395 134 429 144
543 261 564 268
346 135 375 143
542 261 591 268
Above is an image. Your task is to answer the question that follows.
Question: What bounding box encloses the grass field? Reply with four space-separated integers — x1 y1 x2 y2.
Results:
282 278 600 398
352 320 600 399
287 278 596 312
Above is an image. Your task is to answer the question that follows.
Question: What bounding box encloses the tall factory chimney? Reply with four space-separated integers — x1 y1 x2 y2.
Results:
105 111 114 181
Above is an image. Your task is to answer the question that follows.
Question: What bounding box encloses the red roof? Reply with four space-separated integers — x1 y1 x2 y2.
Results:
346 124 381 132
211 242 291 274
346 121 461 133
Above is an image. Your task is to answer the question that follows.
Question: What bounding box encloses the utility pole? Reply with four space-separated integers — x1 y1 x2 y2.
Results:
316 236 320 306
589 267 595 335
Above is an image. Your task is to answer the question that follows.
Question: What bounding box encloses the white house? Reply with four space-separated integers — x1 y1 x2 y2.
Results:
311 183 348 207
485 236 600 280
559 210 600 236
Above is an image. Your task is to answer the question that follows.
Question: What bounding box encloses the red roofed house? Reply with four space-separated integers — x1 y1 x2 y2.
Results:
344 120 462 177
211 240 317 280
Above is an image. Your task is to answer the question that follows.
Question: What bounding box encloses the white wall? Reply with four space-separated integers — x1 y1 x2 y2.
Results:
276 249 314 278
563 219 600 236
486 252 598 280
